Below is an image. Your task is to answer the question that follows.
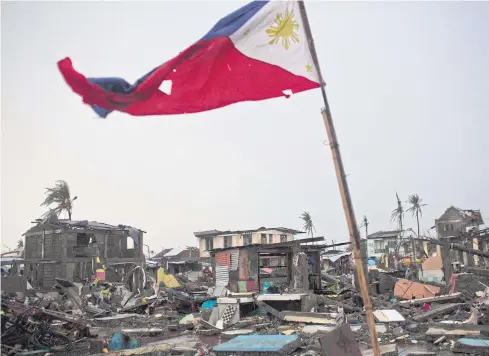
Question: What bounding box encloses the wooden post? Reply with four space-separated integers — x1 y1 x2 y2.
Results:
473 237 479 266
298 2 380 355
465 241 475 268
104 232 108 259
441 241 452 283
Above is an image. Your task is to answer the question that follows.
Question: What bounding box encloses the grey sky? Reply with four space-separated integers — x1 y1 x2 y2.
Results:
2 1 488 252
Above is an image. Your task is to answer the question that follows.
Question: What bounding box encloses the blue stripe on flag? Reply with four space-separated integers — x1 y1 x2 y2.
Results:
201 1 269 41
85 1 269 118
87 68 158 117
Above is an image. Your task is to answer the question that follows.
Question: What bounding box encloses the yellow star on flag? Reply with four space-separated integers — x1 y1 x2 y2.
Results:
305 64 313 73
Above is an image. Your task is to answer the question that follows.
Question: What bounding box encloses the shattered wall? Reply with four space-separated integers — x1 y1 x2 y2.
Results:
453 273 489 298
23 226 143 288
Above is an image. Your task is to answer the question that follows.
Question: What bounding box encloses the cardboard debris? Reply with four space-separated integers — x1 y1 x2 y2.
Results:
425 327 481 338
394 280 440 299
278 311 340 324
373 309 405 322
398 293 462 307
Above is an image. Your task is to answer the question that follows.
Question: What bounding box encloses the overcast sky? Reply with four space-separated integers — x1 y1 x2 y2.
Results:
2 1 488 253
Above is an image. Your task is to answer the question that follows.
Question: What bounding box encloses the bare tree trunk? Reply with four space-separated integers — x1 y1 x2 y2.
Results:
411 212 418 265
416 211 420 239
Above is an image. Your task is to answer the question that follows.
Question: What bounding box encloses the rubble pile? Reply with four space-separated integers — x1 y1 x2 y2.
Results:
3 241 489 356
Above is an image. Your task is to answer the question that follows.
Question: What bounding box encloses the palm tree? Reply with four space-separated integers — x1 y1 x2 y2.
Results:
359 215 369 238
17 239 23 249
390 193 404 231
41 180 77 220
300 211 316 238
407 194 427 239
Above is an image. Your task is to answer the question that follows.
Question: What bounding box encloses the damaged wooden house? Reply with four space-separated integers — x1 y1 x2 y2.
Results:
22 212 145 289
208 237 325 294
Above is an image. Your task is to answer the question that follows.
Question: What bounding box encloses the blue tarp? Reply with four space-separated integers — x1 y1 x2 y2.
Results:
201 299 217 309
213 335 298 352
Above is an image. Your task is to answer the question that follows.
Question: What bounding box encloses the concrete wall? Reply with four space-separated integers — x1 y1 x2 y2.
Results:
367 237 399 258
199 238 209 258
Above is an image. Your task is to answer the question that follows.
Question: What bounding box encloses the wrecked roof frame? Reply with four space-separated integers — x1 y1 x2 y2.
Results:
23 219 146 237
194 226 306 238
208 236 325 253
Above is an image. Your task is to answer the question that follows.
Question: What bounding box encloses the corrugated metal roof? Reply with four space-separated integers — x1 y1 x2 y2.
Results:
153 248 173 259
322 252 352 263
163 246 187 257
367 231 400 239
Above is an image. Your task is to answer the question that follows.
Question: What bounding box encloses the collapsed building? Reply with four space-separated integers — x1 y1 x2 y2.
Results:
22 212 145 289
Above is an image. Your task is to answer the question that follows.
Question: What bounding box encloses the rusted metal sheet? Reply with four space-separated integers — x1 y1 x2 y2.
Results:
246 280 258 292
216 252 230 270
239 249 249 280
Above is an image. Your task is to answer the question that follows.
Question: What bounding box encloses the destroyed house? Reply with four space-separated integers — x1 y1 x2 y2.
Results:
22 213 144 289
366 230 416 259
152 246 202 274
209 237 324 294
435 206 485 238
194 227 304 258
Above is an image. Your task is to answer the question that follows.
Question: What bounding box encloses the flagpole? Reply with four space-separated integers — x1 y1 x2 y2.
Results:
298 2 380 356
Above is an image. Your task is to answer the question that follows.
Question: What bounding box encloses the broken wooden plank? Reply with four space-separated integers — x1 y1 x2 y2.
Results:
433 336 446 345
467 267 489 277
412 303 462 322
373 309 405 322
425 327 480 339
452 338 489 355
397 293 462 308
278 311 338 324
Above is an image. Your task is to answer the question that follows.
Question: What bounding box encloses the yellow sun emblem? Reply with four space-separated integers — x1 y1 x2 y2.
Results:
266 8 300 50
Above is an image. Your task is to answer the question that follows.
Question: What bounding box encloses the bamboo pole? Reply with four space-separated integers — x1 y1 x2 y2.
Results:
298 2 380 355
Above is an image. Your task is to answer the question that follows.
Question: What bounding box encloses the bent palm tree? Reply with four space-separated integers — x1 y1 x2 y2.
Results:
41 180 77 220
390 193 404 231
360 215 369 238
407 194 427 238
300 211 316 238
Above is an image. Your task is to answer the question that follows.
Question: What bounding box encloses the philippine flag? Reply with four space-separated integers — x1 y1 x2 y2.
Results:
58 1 321 118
